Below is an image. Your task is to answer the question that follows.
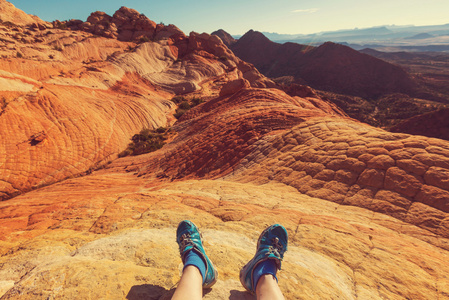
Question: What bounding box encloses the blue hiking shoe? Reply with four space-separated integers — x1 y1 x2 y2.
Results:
176 220 218 288
239 224 288 293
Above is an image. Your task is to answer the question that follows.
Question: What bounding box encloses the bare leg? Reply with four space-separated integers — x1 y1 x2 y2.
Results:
171 265 203 300
255 274 285 300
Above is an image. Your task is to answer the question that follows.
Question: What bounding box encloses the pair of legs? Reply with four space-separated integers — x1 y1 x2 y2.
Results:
172 267 284 300
172 221 288 300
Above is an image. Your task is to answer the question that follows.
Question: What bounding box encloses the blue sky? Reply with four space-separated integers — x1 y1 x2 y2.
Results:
8 0 449 35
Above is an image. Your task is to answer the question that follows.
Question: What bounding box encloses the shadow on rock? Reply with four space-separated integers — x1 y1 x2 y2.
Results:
126 284 175 300
229 289 255 300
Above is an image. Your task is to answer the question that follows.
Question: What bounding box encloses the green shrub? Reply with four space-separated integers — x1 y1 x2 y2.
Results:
191 97 203 106
178 101 191 110
171 96 204 119
174 109 187 119
171 96 186 104
118 148 133 158
139 36 150 43
156 127 167 133
119 127 169 157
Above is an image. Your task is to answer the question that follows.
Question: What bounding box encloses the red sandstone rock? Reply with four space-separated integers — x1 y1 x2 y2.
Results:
0 5 281 199
0 0 48 27
219 78 250 96
188 32 234 59
65 6 162 42
415 185 449 213
358 168 385 188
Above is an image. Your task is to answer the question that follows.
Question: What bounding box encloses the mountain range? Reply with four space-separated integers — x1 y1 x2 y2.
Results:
213 29 449 131
223 29 416 99
237 24 449 51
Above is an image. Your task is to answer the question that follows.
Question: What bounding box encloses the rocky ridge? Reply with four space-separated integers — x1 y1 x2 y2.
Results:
211 29 237 47
1 2 449 299
0 0 48 28
60 7 183 42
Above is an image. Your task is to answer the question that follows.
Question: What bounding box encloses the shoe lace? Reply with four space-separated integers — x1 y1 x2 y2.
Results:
266 237 283 259
179 233 194 251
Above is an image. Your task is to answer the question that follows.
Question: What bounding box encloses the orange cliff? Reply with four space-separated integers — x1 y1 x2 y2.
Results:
1 1 449 299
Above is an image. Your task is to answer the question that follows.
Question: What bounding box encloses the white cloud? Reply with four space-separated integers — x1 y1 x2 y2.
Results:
291 8 319 13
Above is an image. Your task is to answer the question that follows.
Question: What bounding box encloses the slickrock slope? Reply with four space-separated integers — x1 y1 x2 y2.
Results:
2 85 447 299
0 0 48 27
107 87 449 243
1 2 449 300
0 3 272 200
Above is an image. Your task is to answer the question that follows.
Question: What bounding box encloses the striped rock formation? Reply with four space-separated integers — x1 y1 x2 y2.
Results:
0 3 271 200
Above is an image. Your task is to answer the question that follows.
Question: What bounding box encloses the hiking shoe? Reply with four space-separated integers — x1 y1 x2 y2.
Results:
239 224 288 293
176 220 218 288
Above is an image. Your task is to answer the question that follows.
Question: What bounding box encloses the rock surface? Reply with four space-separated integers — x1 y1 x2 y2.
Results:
0 0 48 27
1 2 449 299
0 3 273 200
63 7 182 42
1 174 449 299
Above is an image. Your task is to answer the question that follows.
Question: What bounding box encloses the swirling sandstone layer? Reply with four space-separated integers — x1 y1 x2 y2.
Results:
0 7 271 199
107 87 449 242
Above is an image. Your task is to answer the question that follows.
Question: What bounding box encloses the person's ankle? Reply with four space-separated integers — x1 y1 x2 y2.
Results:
253 259 278 289
183 249 207 283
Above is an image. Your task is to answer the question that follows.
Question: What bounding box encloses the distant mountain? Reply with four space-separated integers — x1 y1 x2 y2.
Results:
211 29 236 47
317 26 393 37
259 32 301 41
405 32 434 39
239 24 449 49
359 48 436 61
354 44 449 52
229 30 416 99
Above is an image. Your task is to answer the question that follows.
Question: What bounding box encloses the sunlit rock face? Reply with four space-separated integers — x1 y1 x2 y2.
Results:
0 2 272 199
1 1 449 299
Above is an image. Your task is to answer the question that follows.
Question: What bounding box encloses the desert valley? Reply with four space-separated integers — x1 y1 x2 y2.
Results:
0 0 449 299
